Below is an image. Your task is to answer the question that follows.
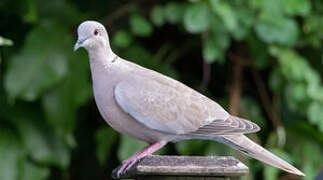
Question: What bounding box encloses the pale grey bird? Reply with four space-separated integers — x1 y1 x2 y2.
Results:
74 20 305 177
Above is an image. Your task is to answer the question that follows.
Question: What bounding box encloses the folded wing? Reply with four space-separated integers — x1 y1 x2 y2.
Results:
114 74 259 135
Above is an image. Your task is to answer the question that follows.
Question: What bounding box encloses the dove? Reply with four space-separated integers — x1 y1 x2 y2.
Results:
74 20 305 177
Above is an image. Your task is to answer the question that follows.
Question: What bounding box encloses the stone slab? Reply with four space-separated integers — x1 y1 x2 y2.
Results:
112 155 248 179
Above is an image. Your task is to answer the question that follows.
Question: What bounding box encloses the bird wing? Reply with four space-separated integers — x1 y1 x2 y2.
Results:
114 73 259 135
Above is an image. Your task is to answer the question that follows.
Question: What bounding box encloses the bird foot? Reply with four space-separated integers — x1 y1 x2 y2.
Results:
115 141 167 178
116 157 139 178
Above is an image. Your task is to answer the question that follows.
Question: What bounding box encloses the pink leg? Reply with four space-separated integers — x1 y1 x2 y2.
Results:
116 141 167 178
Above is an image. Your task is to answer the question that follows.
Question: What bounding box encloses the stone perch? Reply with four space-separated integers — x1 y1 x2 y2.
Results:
112 155 248 180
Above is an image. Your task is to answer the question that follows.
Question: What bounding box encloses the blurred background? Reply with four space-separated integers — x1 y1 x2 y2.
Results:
0 0 323 179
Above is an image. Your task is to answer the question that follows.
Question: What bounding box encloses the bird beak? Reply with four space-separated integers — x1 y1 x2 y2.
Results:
74 38 86 52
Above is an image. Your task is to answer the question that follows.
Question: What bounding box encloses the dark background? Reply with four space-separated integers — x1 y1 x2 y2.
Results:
0 0 322 179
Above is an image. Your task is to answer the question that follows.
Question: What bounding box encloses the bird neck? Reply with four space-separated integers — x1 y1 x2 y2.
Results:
88 46 117 69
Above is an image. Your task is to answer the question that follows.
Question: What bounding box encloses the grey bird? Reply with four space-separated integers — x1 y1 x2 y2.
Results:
74 20 305 177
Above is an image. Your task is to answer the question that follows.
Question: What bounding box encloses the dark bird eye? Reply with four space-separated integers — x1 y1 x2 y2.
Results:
94 29 99 36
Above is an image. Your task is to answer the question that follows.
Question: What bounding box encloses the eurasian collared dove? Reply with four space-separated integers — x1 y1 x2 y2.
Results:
74 21 305 177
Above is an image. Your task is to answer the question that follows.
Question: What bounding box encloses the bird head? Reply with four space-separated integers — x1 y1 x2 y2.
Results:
74 21 110 52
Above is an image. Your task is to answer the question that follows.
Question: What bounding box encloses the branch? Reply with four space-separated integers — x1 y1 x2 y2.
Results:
251 70 281 128
228 53 282 129
228 53 244 115
199 62 211 91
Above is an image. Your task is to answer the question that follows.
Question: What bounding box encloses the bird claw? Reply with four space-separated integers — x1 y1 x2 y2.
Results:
115 142 167 178
116 158 138 178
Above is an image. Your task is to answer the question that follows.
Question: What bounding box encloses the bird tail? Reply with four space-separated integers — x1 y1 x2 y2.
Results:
196 134 305 176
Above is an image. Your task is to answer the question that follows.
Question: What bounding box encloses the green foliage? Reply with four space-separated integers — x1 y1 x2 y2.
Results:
95 127 118 165
255 14 299 46
184 1 210 33
117 135 147 161
269 46 323 131
0 128 25 180
210 0 238 33
202 29 230 63
1 0 323 179
282 0 311 16
19 161 50 180
164 2 185 24
5 24 70 101
130 14 153 37
16 117 71 168
150 6 165 27
112 30 133 48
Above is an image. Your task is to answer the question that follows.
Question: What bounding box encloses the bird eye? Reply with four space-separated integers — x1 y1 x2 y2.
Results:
94 29 99 36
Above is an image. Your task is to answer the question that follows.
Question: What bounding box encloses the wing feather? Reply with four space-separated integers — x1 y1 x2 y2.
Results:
192 116 260 135
114 72 259 136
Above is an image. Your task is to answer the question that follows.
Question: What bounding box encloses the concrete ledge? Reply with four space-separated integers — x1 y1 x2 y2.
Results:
112 155 248 179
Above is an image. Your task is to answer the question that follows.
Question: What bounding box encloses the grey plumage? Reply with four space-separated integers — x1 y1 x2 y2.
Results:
74 20 305 177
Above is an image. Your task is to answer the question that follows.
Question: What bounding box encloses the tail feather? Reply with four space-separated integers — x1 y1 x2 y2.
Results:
192 134 305 176
220 135 305 176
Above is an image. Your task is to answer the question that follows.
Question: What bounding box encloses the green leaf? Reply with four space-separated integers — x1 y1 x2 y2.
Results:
285 83 308 111
19 161 49 180
95 127 118 165
0 36 13 46
303 15 323 47
4 23 69 101
42 88 76 134
307 102 323 131
184 2 209 33
255 14 299 46
261 0 282 15
248 0 263 10
269 69 284 94
164 2 185 24
308 85 323 102
175 139 209 155
203 37 220 63
130 14 153 37
301 141 322 180
303 163 317 180
117 135 146 161
269 47 316 82
24 0 37 23
231 8 255 40
282 0 311 16
15 116 71 168
248 36 269 69
270 46 323 131
113 30 132 48
203 29 229 64
203 36 226 64
0 127 25 180
263 166 279 180
150 5 165 26
209 0 238 32
42 50 91 135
